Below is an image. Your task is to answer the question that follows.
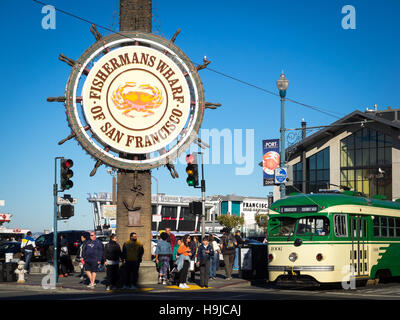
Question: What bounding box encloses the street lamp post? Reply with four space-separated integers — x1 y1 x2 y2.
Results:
276 71 289 199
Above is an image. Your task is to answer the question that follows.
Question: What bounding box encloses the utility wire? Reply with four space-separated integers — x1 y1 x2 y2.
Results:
33 0 344 120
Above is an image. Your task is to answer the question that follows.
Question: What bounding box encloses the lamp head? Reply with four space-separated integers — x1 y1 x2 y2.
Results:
277 71 289 97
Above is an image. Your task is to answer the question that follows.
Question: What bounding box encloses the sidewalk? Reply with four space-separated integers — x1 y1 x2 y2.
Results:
0 269 254 294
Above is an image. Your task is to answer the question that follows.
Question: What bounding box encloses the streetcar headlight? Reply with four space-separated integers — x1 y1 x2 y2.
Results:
289 252 298 262
316 253 323 261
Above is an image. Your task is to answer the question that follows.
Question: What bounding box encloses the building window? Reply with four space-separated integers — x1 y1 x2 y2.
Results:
340 128 392 199
180 206 195 221
161 206 177 218
221 201 228 215
231 201 241 216
307 147 330 193
287 162 303 195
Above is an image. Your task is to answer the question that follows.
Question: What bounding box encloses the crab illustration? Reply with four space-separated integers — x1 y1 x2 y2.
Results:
111 82 163 118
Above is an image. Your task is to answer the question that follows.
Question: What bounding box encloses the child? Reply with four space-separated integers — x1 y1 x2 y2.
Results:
196 236 214 288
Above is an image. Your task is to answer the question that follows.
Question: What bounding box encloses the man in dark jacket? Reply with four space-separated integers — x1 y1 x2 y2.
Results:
103 234 121 291
122 232 144 289
233 230 244 271
82 232 103 289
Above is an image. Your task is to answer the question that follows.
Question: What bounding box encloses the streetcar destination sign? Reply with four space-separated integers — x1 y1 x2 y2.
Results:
279 205 319 213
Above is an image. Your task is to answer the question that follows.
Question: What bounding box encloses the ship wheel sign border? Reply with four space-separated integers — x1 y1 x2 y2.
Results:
63 31 205 172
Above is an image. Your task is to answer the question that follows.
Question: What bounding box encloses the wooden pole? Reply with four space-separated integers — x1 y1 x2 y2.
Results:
117 0 153 262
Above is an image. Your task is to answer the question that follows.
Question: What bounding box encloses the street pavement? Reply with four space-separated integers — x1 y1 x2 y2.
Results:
0 267 253 297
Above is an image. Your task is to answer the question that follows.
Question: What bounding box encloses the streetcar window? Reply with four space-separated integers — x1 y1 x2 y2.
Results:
269 218 296 237
296 217 330 236
396 218 400 237
389 218 395 237
381 217 388 237
373 217 380 237
334 214 348 237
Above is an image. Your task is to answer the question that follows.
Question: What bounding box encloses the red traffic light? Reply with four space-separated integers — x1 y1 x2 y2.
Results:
63 159 74 169
185 154 195 164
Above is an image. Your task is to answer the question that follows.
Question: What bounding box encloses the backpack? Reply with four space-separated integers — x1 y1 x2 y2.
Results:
225 236 235 250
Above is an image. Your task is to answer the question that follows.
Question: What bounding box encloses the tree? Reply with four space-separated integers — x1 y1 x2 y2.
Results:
217 214 244 231
255 213 268 232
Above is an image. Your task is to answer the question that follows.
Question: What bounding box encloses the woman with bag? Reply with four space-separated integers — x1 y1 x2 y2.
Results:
176 234 192 289
189 235 198 283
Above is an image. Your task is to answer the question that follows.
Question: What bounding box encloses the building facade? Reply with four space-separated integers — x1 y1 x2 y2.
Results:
274 107 400 201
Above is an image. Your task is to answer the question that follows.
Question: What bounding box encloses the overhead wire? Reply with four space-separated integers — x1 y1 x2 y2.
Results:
33 0 344 120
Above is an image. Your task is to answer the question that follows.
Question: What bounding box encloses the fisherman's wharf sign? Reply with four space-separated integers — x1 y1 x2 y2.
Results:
64 31 205 170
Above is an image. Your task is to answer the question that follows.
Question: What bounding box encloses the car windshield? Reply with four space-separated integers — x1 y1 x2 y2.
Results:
269 216 330 237
0 243 17 250
269 217 297 237
296 217 330 236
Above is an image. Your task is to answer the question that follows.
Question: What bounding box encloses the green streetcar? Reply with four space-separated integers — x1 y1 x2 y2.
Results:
267 192 400 285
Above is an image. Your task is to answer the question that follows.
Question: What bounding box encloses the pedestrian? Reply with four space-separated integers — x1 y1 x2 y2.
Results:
76 234 88 281
165 227 176 250
20 231 37 274
189 235 198 282
103 234 122 291
233 230 244 271
82 232 103 289
165 227 176 271
176 234 192 289
172 237 181 264
220 227 237 280
122 232 144 290
59 234 71 277
155 231 172 285
209 234 220 280
197 236 214 288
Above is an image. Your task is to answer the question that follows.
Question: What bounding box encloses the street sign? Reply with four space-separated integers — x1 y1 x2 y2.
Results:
57 197 77 205
274 167 287 184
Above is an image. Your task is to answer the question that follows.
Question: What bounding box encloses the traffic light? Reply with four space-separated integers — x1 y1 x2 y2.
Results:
60 204 74 219
185 154 199 187
189 201 202 215
60 158 74 191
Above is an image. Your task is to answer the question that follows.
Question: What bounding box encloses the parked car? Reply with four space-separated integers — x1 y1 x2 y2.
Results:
96 235 109 246
0 242 21 262
34 230 90 262
243 238 262 245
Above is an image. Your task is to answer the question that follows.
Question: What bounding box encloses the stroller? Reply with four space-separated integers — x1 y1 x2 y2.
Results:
167 265 180 285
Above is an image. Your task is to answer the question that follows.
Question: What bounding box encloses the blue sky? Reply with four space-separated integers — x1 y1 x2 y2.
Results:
0 0 399 232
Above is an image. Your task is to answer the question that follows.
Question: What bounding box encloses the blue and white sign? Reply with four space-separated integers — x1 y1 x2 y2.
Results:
274 167 287 184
